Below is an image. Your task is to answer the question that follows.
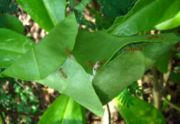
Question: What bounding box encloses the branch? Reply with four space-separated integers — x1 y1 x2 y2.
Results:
106 104 111 124
162 97 180 112
151 67 162 109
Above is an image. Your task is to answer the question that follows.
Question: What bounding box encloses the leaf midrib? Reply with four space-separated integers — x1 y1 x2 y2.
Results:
0 47 24 54
32 49 41 79
41 0 58 26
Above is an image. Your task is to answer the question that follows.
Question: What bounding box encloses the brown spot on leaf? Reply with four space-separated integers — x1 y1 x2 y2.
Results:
59 68 68 79
87 61 95 68
147 35 163 40
127 47 143 52
64 48 72 56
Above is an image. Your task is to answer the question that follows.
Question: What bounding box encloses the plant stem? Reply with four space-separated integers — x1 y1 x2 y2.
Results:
106 104 111 124
151 67 162 109
0 113 5 124
162 97 180 112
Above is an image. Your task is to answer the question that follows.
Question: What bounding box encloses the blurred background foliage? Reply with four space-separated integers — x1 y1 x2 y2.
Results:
0 0 17 14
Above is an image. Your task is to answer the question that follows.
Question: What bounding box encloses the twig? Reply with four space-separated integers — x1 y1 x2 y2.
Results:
106 104 111 124
163 62 172 87
162 97 180 112
151 67 162 109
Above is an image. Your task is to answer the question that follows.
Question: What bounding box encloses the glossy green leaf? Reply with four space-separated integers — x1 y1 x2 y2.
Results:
38 58 104 116
115 90 165 124
155 48 171 73
108 0 180 36
0 14 24 33
74 31 145 73
0 28 33 68
93 51 145 103
92 33 180 104
17 0 66 31
74 31 176 73
141 34 179 68
39 95 85 124
156 12 180 30
74 31 138 73
3 14 78 80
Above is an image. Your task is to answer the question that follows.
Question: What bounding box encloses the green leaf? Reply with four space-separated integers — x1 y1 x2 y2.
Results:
74 31 177 73
0 14 24 33
0 28 33 68
39 95 85 124
156 12 180 30
115 90 166 124
108 0 180 36
3 14 78 80
141 34 179 68
93 51 145 103
155 48 171 73
17 0 66 31
38 58 104 116
74 31 136 73
92 33 180 104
